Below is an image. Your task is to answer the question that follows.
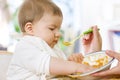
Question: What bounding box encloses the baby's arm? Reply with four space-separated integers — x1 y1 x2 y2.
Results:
49 56 92 75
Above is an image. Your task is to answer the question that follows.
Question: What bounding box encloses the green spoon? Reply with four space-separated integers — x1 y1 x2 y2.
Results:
63 28 99 46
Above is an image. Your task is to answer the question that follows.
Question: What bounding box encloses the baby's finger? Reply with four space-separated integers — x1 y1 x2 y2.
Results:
68 55 74 61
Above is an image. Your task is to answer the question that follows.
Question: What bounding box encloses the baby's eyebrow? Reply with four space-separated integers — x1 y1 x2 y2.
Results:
54 24 61 28
49 24 61 29
50 24 57 28
48 24 55 27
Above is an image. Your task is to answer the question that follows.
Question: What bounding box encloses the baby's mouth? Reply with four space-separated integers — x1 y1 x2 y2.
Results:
55 40 58 43
54 39 58 43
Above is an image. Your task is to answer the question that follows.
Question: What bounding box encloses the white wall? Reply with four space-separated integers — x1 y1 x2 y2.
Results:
76 0 120 52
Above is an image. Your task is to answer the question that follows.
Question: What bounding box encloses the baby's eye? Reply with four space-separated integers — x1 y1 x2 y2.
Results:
49 28 55 31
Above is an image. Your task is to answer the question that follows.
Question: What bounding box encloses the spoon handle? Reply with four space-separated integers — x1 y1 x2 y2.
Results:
71 28 100 43
71 34 83 43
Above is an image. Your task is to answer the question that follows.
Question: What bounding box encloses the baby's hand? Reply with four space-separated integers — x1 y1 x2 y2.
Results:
68 53 84 63
76 64 95 73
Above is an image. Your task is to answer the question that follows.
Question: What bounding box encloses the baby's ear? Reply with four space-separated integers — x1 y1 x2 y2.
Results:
24 22 33 35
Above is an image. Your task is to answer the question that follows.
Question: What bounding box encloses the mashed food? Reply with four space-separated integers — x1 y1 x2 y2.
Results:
82 53 110 68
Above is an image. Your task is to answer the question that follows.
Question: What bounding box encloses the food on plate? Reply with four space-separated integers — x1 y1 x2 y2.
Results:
82 53 110 68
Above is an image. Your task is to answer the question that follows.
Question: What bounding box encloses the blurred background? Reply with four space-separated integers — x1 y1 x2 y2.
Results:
1 0 120 56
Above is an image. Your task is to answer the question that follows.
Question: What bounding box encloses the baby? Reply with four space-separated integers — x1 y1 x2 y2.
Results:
7 0 101 80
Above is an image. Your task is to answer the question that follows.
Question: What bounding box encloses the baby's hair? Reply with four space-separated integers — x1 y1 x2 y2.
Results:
18 0 63 32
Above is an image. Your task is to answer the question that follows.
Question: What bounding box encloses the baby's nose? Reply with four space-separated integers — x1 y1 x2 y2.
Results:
55 31 61 38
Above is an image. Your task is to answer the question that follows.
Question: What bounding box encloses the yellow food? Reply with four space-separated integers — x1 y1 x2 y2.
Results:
82 53 109 68
62 42 72 46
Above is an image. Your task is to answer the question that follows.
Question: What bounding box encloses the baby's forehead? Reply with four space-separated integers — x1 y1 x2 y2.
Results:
39 13 63 22
43 7 63 17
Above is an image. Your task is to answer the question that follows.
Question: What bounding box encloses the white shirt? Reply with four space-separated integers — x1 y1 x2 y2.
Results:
7 35 67 80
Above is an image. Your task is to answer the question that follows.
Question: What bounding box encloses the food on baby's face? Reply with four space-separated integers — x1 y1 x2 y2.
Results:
82 53 111 68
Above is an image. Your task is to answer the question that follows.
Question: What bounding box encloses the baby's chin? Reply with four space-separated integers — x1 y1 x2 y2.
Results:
49 43 56 48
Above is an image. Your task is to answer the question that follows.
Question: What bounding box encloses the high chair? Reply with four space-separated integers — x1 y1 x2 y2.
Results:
0 51 12 80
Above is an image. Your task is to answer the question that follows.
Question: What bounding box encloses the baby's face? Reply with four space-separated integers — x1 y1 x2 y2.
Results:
32 13 63 48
